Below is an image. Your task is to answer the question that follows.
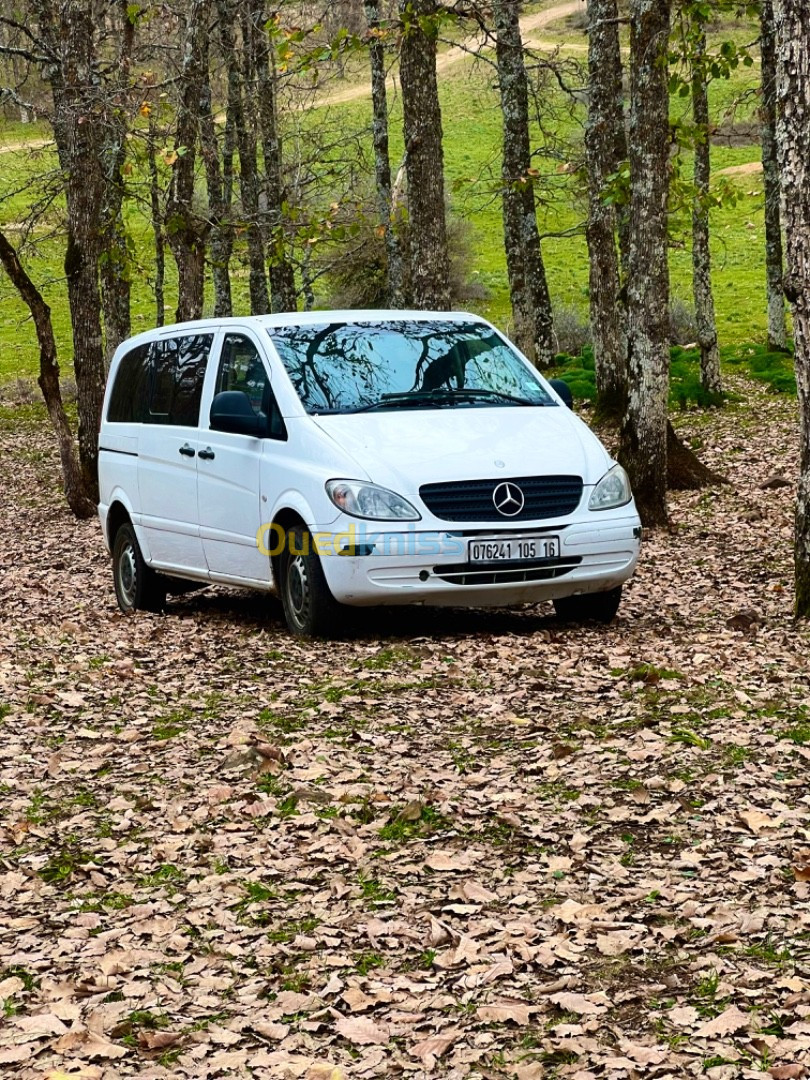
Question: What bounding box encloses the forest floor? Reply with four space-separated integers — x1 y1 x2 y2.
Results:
1 378 810 1080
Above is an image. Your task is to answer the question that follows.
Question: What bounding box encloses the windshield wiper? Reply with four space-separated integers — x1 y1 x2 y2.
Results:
346 388 546 413
444 387 549 407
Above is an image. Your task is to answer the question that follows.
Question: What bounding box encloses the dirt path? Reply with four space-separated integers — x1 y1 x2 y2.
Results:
0 138 51 155
716 160 763 178
320 0 586 107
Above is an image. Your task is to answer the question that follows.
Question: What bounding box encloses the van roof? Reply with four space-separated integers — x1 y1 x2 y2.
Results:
115 310 490 352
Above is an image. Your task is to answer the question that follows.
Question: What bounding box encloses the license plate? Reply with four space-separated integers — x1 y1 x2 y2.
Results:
468 535 560 563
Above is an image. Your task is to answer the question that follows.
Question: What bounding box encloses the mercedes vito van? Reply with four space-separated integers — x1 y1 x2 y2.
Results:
98 311 641 637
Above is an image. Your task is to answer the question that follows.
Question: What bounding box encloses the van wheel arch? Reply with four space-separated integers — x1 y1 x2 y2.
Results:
269 509 307 587
107 501 132 551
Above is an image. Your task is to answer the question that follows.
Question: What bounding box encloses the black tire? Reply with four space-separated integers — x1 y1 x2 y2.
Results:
278 525 343 638
553 585 622 624
112 522 166 614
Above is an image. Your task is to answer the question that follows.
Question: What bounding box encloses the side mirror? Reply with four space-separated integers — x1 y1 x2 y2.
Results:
548 378 574 410
210 391 267 436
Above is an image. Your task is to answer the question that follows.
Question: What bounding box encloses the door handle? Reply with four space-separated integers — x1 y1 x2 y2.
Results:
198 447 216 461
179 444 196 458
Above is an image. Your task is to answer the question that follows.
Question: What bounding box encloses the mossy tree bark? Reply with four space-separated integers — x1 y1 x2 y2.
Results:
33 0 108 500
761 0 788 352
365 0 407 307
618 0 672 528
165 0 210 323
772 0 810 615
199 40 235 319
691 24 721 396
584 0 627 414
249 0 298 313
494 0 554 367
399 0 451 310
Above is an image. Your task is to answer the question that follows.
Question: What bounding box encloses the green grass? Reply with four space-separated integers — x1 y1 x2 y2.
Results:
552 340 797 404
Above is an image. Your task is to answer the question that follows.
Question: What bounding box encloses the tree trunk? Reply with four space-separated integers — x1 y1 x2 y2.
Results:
772 0 810 615
0 231 96 518
166 0 209 323
494 0 554 367
399 0 451 310
217 0 269 315
99 0 134 364
585 0 627 415
761 0 788 352
691 24 721 395
618 0 671 528
365 0 406 307
249 0 297 312
147 110 166 327
199 41 234 318
37 0 108 501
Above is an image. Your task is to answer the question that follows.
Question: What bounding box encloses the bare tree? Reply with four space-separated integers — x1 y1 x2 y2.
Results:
584 0 627 413
493 0 554 366
0 231 95 517
773 0 810 614
761 0 788 351
398 0 451 309
199 38 235 318
249 0 298 312
29 0 109 499
99 0 135 361
365 0 406 306
690 20 721 394
166 0 210 322
618 0 672 527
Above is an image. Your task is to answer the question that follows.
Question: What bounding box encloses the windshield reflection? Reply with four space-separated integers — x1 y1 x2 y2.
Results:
267 320 555 415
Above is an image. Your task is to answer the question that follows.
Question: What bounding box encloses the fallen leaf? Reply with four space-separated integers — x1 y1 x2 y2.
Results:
694 1004 750 1038
333 1015 390 1045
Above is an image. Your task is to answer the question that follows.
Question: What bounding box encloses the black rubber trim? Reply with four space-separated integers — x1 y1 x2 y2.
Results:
99 446 139 457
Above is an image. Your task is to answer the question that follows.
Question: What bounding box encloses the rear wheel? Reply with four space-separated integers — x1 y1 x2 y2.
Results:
112 522 166 614
278 526 343 638
553 585 622 624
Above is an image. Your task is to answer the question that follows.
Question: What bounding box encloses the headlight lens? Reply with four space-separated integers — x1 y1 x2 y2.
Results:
326 479 421 521
589 464 632 511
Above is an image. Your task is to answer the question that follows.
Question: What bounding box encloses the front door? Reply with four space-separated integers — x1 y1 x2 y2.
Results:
197 332 285 584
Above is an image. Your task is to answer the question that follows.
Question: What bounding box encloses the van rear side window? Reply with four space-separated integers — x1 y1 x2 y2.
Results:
149 334 213 426
107 343 150 422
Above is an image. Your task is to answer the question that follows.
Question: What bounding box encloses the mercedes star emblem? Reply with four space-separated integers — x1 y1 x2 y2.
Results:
493 481 525 517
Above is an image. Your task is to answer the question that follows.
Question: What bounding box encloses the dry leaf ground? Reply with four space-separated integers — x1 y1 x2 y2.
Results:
1 379 809 1080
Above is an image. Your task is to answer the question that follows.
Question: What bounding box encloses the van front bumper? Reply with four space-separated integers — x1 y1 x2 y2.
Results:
314 516 641 608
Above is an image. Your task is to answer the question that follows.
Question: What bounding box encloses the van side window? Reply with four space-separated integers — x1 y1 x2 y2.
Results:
216 334 287 440
108 343 150 422
149 334 212 426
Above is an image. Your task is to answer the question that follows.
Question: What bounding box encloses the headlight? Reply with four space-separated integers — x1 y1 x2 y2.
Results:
326 480 421 521
589 464 632 511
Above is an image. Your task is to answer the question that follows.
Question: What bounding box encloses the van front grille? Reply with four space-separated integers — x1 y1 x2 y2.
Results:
420 476 583 522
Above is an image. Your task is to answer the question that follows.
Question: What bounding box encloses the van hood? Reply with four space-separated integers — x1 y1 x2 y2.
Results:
311 406 612 495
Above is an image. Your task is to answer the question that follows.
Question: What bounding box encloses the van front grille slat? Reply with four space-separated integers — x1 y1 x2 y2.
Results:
432 556 582 586
420 476 583 522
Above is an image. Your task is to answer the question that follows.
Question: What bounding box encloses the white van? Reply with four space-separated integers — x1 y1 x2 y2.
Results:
98 311 641 636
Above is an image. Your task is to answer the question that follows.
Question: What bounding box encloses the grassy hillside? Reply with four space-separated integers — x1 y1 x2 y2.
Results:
0 3 778 385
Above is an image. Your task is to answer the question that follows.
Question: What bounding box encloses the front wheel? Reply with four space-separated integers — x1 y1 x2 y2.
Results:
279 526 343 638
553 585 622 624
112 522 166 614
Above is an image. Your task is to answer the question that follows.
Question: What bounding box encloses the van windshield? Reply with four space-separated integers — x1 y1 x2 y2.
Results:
267 319 555 415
